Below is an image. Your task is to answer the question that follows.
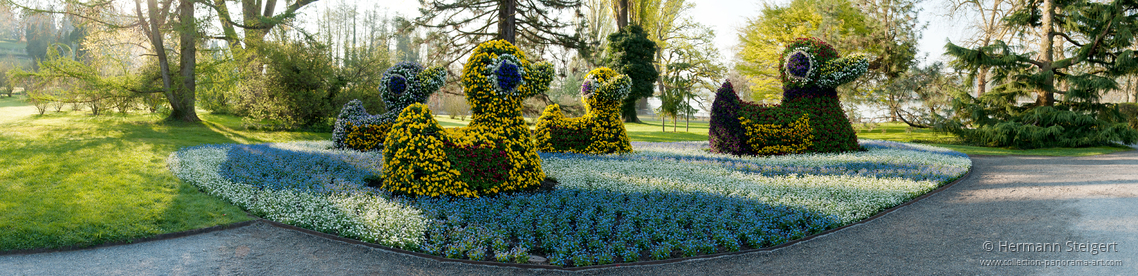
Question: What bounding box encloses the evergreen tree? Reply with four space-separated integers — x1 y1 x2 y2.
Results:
943 0 1138 148
415 0 583 66
604 24 658 122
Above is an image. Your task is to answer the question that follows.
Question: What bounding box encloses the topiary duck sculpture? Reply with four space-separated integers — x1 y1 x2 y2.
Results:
710 37 869 155
534 67 633 154
381 40 555 198
332 62 446 151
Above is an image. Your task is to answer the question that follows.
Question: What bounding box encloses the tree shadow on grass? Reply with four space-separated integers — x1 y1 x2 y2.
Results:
0 113 269 251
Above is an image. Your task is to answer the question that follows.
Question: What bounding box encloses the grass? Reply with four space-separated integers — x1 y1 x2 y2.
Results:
0 96 329 251
434 115 712 142
853 122 1133 156
437 114 1133 155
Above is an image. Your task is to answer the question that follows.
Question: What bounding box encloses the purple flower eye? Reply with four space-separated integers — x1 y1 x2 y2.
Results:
581 79 596 97
787 52 811 78
495 62 522 91
388 75 408 95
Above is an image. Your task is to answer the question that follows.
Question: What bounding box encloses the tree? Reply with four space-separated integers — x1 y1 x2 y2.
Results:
942 0 1138 148
202 0 317 80
946 0 1021 96
576 0 614 66
736 0 871 101
414 0 583 66
883 62 963 128
947 0 1138 107
604 24 657 122
658 24 725 131
24 12 57 69
9 0 202 122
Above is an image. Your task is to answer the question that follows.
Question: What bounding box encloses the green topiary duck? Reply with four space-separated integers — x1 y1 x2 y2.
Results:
710 37 869 155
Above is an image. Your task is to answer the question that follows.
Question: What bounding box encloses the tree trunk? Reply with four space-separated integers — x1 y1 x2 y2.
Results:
1035 0 1056 107
976 66 988 96
242 0 269 78
498 0 516 43
615 0 628 29
173 0 200 122
622 97 641 123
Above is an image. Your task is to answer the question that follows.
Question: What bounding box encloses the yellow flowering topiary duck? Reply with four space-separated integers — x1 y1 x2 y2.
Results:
381 40 554 198
534 67 633 154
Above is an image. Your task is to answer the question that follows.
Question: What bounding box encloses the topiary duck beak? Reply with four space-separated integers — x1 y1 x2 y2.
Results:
520 62 554 97
817 53 870 88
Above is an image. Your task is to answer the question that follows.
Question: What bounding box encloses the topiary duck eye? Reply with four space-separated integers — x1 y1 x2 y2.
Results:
785 51 813 79
580 79 597 98
387 74 408 95
495 61 522 92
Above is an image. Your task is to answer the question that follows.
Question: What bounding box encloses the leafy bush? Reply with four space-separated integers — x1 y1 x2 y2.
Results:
941 93 1138 148
534 67 633 154
443 94 470 120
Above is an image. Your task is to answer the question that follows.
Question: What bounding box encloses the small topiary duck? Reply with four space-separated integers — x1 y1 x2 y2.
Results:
534 67 633 154
381 40 554 198
332 62 446 151
710 37 868 155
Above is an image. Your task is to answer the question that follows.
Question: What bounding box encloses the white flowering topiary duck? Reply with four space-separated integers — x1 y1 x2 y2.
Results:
332 62 446 151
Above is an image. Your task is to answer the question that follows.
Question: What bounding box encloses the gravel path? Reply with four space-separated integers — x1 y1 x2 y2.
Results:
2 152 1135 275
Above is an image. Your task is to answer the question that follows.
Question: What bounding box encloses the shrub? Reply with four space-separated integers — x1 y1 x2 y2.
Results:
443 94 470 120
534 67 633 154
942 96 1138 148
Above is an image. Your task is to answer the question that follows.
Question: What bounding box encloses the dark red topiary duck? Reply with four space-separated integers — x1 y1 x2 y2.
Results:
710 37 869 155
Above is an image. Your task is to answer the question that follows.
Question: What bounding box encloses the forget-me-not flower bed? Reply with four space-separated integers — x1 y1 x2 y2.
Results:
169 139 970 266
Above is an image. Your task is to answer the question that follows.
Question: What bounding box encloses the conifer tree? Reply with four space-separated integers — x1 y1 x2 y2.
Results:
943 0 1138 148
415 0 583 65
604 25 658 122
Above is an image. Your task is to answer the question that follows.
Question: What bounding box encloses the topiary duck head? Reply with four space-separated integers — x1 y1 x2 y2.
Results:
461 40 555 117
379 62 447 112
779 37 869 90
579 67 632 115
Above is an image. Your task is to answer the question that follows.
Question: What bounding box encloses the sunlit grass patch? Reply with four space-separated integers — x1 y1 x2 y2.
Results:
0 98 328 251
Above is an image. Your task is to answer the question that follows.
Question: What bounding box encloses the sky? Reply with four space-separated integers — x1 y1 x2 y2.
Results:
311 0 963 67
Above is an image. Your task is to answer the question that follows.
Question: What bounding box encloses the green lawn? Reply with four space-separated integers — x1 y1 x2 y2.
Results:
438 114 1133 155
434 115 713 142
0 96 328 251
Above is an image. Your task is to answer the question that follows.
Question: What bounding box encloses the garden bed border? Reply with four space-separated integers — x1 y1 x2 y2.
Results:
1 157 973 271
254 158 975 271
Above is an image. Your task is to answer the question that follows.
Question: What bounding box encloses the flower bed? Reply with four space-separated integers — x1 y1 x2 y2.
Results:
170 140 970 266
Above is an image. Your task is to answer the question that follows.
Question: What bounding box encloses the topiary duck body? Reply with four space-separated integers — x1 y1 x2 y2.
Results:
333 62 446 151
710 37 868 155
381 40 554 198
534 67 633 154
